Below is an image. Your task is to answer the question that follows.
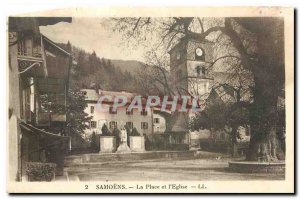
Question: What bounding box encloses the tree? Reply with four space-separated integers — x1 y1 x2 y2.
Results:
131 127 140 136
65 89 93 137
124 124 132 146
66 43 93 141
190 93 249 157
110 17 285 162
101 124 112 136
90 131 98 151
112 128 121 147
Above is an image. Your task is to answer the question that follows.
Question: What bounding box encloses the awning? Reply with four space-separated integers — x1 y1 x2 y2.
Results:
9 17 72 32
19 122 69 139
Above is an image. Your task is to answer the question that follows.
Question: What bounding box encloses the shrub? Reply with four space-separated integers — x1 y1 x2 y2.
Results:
112 128 121 146
26 162 56 181
101 124 112 136
131 127 140 136
124 124 132 146
90 131 98 152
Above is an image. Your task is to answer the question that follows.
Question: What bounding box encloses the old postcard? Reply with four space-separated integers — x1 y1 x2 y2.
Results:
7 7 294 193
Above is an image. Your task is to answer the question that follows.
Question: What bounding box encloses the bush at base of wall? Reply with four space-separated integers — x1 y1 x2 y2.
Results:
26 162 56 181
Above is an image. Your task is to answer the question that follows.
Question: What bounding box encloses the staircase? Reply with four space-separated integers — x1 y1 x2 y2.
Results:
63 150 226 180
65 151 197 167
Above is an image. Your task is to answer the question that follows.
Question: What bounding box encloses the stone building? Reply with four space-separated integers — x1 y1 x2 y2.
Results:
168 37 215 145
82 89 167 137
153 109 167 134
168 36 253 151
169 37 214 101
81 89 172 151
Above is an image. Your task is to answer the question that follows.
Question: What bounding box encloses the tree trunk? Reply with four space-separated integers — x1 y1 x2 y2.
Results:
246 63 281 162
247 126 278 162
231 126 238 158
241 18 284 162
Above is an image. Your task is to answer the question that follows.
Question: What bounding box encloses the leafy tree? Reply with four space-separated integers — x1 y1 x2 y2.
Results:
65 89 93 137
110 17 285 162
190 90 249 157
64 43 92 142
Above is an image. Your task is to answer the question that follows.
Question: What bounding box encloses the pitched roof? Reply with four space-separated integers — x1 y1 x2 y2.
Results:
9 17 72 32
81 89 139 103
81 89 99 101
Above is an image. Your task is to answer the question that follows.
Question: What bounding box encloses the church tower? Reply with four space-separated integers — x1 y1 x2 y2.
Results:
167 37 215 145
169 37 214 101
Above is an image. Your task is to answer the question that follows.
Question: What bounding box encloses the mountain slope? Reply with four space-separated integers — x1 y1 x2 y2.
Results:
110 59 145 74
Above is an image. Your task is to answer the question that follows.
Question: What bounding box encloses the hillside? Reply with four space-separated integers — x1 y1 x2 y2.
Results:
110 59 145 74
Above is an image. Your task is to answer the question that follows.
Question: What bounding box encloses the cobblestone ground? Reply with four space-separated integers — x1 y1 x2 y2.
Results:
67 159 285 181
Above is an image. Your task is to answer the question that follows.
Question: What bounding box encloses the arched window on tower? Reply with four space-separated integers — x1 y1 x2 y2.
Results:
196 66 206 76
202 67 206 76
176 69 182 82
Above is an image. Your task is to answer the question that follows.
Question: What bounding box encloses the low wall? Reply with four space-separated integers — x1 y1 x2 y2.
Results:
100 136 116 153
65 151 198 166
129 136 145 152
229 161 285 173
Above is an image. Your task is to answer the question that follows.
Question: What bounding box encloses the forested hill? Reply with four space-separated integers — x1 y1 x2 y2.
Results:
110 59 144 74
60 42 143 93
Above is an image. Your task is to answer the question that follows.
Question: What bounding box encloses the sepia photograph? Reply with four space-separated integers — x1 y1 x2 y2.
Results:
6 7 294 193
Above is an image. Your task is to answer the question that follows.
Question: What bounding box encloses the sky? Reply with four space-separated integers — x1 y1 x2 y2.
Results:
40 18 146 62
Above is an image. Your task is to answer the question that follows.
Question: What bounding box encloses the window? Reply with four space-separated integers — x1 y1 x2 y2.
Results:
141 109 148 116
196 66 201 76
141 122 148 129
126 122 133 129
176 52 181 60
196 66 206 76
154 118 160 124
90 106 94 114
126 109 133 115
90 121 97 128
176 69 182 81
109 107 117 114
109 121 117 129
202 67 206 75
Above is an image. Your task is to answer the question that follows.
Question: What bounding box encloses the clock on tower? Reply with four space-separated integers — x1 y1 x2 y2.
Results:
169 37 214 99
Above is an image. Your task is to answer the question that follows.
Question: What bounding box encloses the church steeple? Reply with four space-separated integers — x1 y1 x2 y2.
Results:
169 37 214 100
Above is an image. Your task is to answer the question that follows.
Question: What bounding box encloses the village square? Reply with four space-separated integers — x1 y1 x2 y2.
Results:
8 16 286 182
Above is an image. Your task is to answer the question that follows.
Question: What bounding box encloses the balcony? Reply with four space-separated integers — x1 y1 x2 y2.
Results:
36 112 66 125
18 34 71 127
17 36 45 77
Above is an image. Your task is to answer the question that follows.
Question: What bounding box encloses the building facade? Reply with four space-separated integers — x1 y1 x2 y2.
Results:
8 17 72 181
167 37 215 145
169 37 214 101
82 89 168 137
168 37 253 151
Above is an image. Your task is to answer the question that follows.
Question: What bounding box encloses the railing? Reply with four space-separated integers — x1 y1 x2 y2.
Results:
36 112 66 125
17 38 43 59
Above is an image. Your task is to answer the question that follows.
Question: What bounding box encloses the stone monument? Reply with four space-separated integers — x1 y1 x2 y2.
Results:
116 127 131 153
